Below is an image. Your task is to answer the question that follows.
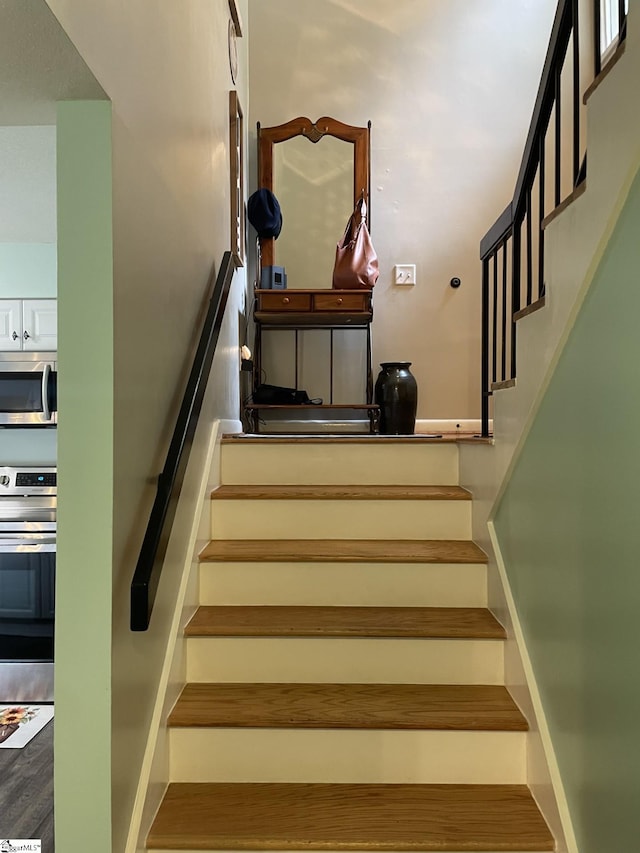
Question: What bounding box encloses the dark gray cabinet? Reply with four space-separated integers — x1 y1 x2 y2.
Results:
0 553 55 621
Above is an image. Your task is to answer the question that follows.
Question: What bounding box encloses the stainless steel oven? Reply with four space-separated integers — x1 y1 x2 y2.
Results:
0 352 57 426
0 466 56 702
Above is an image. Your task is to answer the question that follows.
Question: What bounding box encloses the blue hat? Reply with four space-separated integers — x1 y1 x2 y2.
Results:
248 188 283 239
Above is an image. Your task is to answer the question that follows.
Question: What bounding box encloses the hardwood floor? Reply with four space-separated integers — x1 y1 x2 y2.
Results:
0 718 54 851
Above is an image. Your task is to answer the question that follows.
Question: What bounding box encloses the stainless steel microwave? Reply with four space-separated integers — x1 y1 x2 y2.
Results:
0 352 57 426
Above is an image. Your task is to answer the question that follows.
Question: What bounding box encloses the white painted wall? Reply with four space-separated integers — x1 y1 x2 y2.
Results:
0 125 56 243
248 0 557 418
0 125 57 297
0 124 57 464
0 244 56 297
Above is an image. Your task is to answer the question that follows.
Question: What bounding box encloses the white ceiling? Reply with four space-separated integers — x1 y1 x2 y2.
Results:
0 0 106 242
0 0 106 126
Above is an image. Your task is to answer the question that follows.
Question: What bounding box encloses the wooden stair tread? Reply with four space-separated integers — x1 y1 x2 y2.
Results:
147 782 554 850
169 683 528 730
221 434 492 444
199 539 488 564
211 484 471 500
185 606 506 639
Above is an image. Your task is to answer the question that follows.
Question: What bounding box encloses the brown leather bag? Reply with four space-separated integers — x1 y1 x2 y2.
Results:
332 196 379 290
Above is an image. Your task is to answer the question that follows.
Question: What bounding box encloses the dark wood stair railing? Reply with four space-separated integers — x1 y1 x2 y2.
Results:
130 251 238 631
479 0 628 437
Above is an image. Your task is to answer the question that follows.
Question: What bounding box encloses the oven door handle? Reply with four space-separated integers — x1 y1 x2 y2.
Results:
41 363 51 421
0 537 56 553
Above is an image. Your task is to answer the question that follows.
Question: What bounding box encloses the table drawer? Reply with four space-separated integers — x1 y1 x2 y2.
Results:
313 292 371 311
259 292 312 312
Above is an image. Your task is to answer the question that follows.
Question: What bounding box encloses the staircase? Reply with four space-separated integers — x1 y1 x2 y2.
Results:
147 436 554 853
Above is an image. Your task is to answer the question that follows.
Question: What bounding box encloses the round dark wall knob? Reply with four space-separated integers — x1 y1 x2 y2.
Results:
450 277 461 289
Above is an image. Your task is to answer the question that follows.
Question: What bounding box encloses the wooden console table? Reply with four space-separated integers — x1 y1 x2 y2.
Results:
247 289 378 433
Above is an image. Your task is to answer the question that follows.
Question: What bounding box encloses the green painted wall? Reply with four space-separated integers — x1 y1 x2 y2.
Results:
55 101 113 853
0 243 57 297
495 166 640 853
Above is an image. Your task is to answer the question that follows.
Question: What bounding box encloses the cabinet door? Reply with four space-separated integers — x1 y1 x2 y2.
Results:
22 299 57 351
0 556 40 619
0 299 23 351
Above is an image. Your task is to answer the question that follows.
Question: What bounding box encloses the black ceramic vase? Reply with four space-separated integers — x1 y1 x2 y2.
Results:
374 362 418 434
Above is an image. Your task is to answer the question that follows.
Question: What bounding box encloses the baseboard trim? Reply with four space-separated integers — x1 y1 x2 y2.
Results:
125 419 222 853
488 521 577 853
219 417 243 435
416 418 491 435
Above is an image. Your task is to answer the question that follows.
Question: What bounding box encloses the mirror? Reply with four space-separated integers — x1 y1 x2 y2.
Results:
257 116 371 289
274 135 353 290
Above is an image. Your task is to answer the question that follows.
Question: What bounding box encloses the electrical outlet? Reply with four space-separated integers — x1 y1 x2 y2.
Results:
394 264 416 286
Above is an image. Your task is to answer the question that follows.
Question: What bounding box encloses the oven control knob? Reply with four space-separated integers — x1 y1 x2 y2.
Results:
0 475 10 486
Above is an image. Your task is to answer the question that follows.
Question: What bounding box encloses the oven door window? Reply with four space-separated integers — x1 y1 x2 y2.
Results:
0 551 55 661
0 372 45 413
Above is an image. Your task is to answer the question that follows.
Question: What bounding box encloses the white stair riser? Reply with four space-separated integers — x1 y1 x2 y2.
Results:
199 562 487 607
186 638 504 684
169 729 526 784
210 500 472 540
220 443 459 486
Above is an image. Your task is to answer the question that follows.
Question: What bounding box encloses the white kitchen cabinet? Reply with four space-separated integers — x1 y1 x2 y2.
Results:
0 299 57 351
0 299 22 351
21 300 57 351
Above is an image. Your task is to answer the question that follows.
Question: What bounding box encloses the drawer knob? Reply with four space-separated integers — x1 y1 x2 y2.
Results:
337 297 343 304
282 297 290 304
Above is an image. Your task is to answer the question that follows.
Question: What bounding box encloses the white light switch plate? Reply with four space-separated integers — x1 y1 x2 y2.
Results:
394 264 416 285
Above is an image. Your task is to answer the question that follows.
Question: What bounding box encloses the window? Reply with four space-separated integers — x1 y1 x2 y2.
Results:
600 0 628 57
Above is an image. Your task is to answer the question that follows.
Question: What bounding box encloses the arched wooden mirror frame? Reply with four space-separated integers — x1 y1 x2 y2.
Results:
257 116 371 268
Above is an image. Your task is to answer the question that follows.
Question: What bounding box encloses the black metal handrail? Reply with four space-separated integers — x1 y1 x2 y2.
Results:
130 251 237 631
479 0 628 437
